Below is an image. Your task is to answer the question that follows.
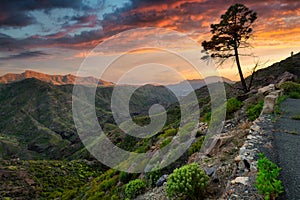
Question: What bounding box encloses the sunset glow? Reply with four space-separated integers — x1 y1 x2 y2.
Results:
0 0 299 82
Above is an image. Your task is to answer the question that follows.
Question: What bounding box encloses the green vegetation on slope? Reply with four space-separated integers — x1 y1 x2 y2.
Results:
0 160 104 199
246 100 264 121
279 81 300 99
1 53 299 199
166 163 209 200
226 98 243 119
0 78 178 160
255 153 284 200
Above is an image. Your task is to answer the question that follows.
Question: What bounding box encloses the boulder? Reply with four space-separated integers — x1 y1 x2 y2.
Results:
269 90 283 97
261 94 278 114
204 134 235 157
258 84 275 95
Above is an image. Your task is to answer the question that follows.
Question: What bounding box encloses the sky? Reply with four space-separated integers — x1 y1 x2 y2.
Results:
0 0 299 83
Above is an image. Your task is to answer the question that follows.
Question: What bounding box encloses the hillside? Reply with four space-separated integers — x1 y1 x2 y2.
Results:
0 70 113 86
167 76 234 96
243 52 300 90
0 53 299 199
1 53 298 160
0 78 178 160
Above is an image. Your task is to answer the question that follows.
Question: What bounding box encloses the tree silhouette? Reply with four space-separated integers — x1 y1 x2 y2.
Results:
202 3 257 93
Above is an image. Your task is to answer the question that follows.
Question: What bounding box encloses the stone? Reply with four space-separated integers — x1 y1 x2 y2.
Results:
204 134 235 156
155 175 168 187
269 90 283 97
248 143 254 147
250 124 260 132
238 160 246 171
239 147 246 155
204 165 217 176
261 94 278 114
250 163 257 172
199 122 206 126
232 177 249 185
204 165 219 182
247 135 256 140
247 156 254 161
276 71 297 85
234 155 242 163
258 84 275 95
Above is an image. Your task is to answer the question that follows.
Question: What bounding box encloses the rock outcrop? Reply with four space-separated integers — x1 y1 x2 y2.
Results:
276 71 297 85
258 84 275 95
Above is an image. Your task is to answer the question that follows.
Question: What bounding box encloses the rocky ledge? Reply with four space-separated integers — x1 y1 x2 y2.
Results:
223 115 275 199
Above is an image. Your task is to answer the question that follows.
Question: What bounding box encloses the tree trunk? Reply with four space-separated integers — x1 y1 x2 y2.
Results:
248 72 255 91
233 43 248 93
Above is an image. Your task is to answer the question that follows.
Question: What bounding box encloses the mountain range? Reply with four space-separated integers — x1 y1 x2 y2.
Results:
0 53 299 199
0 70 234 97
0 70 113 86
168 76 234 96
0 52 299 161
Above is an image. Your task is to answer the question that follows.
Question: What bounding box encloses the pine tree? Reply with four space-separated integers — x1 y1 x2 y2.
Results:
202 4 257 92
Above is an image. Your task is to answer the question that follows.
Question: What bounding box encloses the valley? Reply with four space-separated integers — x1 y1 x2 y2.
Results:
0 53 299 199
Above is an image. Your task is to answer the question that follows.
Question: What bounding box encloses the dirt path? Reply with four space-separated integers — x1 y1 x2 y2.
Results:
273 98 300 200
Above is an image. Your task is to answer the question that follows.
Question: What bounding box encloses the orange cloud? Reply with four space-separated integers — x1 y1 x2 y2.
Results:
255 27 300 47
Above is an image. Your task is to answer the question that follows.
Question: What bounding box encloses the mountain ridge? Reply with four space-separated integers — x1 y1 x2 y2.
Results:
0 70 114 86
0 70 234 97
168 76 234 96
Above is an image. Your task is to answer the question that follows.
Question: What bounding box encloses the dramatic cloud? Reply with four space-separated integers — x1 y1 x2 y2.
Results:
0 0 93 28
0 0 299 79
0 12 35 27
0 50 48 61
1 0 299 51
0 29 106 52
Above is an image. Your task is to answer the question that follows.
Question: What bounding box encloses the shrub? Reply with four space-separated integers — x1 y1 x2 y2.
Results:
158 128 177 139
119 172 131 184
166 163 209 199
291 115 300 120
226 98 243 118
246 100 264 121
160 137 172 148
201 111 211 123
195 129 203 137
182 122 197 132
188 136 205 156
274 95 287 115
146 169 161 187
125 179 146 199
279 81 300 99
164 128 177 136
255 153 284 200
289 92 300 99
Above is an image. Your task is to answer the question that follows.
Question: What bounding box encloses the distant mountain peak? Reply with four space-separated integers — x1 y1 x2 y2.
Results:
167 76 234 96
0 70 114 86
